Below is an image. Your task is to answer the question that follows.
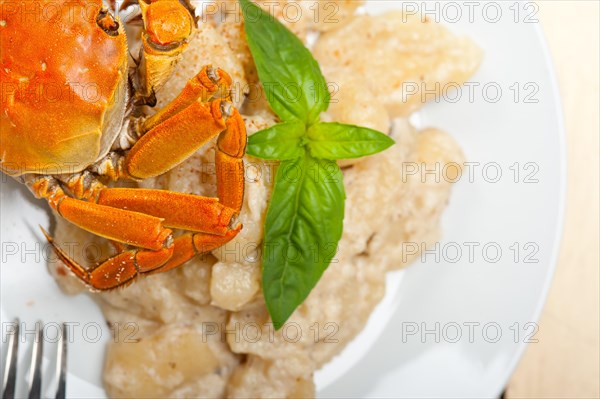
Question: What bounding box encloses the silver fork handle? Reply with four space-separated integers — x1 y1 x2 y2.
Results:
1 321 67 399
1 319 19 399
54 324 67 399
27 322 43 399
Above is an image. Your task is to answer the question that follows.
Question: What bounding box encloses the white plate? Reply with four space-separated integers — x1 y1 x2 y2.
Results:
1 1 565 398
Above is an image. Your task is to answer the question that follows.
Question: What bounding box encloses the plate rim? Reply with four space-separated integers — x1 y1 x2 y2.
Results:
490 20 567 397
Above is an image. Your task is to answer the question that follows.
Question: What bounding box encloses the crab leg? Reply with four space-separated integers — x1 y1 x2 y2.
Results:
215 106 246 212
145 228 241 275
125 65 246 210
43 228 174 290
55 185 243 278
55 197 173 250
31 176 241 289
25 176 173 251
59 171 242 238
125 99 227 179
44 224 239 289
141 65 232 132
124 98 247 212
95 188 239 235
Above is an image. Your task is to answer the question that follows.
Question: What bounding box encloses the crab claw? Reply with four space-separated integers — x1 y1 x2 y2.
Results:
135 0 197 99
141 0 194 47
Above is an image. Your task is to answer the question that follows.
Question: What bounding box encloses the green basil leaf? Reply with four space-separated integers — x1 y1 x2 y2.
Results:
262 154 345 329
239 0 330 124
247 122 306 160
307 122 396 160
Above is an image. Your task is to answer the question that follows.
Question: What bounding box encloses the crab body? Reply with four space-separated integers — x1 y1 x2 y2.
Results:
1 0 129 176
0 0 247 289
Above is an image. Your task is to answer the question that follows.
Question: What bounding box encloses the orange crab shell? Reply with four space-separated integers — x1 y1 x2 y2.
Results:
0 0 128 176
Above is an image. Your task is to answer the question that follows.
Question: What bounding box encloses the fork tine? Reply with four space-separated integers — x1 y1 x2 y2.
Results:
27 322 43 399
2 318 19 399
54 323 67 399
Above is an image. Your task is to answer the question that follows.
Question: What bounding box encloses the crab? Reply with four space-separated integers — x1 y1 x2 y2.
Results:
0 0 247 289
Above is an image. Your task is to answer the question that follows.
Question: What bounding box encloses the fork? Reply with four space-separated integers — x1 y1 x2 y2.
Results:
2 319 67 399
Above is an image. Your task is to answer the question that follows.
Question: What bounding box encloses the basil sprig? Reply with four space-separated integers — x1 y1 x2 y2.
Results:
240 0 395 329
